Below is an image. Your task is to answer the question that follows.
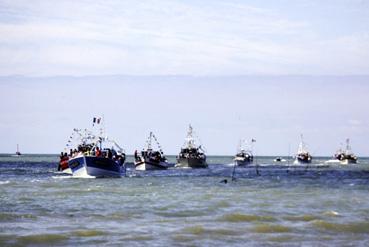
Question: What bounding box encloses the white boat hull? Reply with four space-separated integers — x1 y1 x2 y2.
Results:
62 168 72 174
340 159 357 165
135 160 169 171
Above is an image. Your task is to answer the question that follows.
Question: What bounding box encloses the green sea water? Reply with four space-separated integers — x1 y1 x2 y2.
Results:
1 154 369 246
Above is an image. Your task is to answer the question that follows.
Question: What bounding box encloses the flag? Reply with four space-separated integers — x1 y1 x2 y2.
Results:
93 117 101 126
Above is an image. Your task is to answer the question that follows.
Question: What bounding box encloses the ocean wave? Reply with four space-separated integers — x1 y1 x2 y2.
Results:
219 213 276 222
16 234 68 245
182 225 241 236
312 220 369 233
71 229 108 237
251 223 292 233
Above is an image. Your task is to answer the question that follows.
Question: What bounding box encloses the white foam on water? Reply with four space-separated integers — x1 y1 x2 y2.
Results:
53 169 72 175
323 210 340 216
325 159 340 164
72 174 96 179
52 175 72 179
0 180 10 185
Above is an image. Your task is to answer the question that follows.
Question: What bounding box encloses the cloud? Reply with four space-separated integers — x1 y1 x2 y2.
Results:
0 0 368 76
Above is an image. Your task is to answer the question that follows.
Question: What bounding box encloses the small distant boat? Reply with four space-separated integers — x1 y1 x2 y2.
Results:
234 139 255 166
15 144 21 156
134 132 170 171
176 125 207 168
334 139 357 165
293 135 312 164
274 157 286 162
12 144 22 157
60 118 126 178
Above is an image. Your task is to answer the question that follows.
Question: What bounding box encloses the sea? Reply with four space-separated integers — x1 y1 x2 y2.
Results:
1 154 369 246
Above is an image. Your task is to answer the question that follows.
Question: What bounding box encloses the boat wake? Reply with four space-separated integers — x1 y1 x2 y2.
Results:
52 175 73 179
72 174 97 179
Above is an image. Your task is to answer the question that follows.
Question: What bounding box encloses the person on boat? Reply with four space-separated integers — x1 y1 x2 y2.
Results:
95 147 101 157
107 149 113 159
58 152 69 171
58 152 64 171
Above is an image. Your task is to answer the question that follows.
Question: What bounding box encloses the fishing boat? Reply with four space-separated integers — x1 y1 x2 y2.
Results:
134 132 169 171
12 144 22 156
234 139 254 166
293 135 312 164
334 139 358 165
176 125 207 168
60 118 126 178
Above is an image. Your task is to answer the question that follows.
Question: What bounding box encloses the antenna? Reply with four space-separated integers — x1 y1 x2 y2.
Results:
147 132 153 150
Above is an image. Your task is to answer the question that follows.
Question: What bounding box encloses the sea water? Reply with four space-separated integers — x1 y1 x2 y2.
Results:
1 154 369 246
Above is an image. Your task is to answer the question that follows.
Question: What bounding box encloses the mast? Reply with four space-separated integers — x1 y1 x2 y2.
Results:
345 138 352 155
186 124 195 149
297 134 307 154
151 132 164 154
147 132 153 150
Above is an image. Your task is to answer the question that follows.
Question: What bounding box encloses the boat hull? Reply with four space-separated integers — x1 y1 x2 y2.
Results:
340 159 357 165
234 155 253 166
176 157 207 168
235 160 252 166
293 158 312 165
135 160 169 171
68 156 124 178
62 167 72 174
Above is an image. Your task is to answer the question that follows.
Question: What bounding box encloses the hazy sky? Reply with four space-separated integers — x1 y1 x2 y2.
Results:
0 1 369 155
1 75 369 156
0 0 369 76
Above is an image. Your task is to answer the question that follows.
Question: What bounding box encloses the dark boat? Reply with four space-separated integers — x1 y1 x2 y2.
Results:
274 157 286 162
12 144 21 156
134 132 169 171
176 125 207 168
334 138 357 164
233 139 255 166
293 135 312 164
68 151 125 178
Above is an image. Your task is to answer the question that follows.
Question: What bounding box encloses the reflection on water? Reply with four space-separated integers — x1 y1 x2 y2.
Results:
1 155 369 246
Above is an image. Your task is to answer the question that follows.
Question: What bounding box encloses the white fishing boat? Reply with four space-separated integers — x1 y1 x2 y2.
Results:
134 132 169 171
176 125 207 168
234 139 255 166
60 117 126 178
293 135 312 164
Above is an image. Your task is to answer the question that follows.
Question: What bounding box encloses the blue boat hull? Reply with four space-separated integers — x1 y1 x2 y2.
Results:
68 156 124 178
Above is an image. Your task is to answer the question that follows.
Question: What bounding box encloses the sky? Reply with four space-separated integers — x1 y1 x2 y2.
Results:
0 1 369 155
0 0 369 76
